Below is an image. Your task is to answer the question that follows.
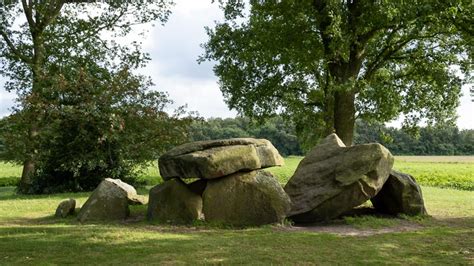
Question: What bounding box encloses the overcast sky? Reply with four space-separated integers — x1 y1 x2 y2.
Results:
0 0 473 129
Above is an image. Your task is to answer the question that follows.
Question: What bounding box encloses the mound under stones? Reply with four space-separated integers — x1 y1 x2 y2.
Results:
147 178 204 224
148 138 290 226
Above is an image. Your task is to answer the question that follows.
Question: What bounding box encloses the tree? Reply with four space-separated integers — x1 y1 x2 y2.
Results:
1 66 192 193
353 120 474 155
201 0 473 146
188 116 303 156
0 1 180 193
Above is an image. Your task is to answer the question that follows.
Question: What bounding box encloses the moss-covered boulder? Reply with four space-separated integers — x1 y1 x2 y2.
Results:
371 170 427 215
203 170 291 226
77 178 140 222
284 134 394 223
55 199 76 218
147 179 203 224
159 138 284 180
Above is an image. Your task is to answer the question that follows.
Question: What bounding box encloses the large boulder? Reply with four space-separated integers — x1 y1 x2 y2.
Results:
147 179 204 224
371 170 427 215
77 178 141 222
284 134 394 223
203 170 291 226
55 199 76 218
159 138 284 180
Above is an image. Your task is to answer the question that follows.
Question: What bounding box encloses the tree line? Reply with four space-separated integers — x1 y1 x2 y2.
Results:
188 117 474 156
354 121 473 155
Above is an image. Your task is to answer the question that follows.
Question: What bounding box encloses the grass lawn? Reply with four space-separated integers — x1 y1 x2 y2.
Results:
0 156 473 264
0 185 472 264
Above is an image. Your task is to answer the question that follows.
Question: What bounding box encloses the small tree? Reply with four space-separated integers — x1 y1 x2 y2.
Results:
201 0 472 146
0 1 193 193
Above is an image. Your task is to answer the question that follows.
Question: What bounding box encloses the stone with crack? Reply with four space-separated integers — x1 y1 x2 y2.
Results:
158 138 284 180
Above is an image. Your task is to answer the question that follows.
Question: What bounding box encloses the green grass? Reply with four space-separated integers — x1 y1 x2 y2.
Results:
267 156 302 184
0 186 472 265
2 156 473 190
0 162 22 187
0 156 473 264
394 158 474 191
269 156 474 191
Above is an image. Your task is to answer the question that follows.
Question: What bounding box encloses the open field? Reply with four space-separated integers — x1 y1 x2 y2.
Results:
268 156 474 191
2 156 473 190
0 156 473 264
396 156 474 163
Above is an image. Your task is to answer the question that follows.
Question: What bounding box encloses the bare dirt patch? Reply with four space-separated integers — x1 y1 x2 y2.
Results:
275 220 424 236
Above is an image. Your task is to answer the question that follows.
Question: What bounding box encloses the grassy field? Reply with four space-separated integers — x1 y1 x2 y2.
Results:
0 156 473 264
3 156 473 190
0 185 472 264
268 156 474 191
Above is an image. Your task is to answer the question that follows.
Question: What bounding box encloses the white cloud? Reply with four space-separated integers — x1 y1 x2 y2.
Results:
457 84 474 130
142 0 222 80
0 78 16 117
1 0 473 129
137 0 237 118
153 75 238 118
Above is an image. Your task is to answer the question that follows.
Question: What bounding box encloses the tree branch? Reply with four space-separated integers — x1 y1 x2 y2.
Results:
0 29 32 64
36 1 65 32
22 0 36 30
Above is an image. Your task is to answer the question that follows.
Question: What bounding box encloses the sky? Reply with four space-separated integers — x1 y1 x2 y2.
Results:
0 0 473 129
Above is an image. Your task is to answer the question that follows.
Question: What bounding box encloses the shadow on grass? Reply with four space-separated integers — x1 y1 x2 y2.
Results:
0 220 473 265
0 186 91 201
0 186 150 201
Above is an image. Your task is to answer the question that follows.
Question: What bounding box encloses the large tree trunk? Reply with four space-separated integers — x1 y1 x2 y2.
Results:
334 90 356 146
15 1 64 193
19 122 39 193
18 33 46 193
19 158 35 193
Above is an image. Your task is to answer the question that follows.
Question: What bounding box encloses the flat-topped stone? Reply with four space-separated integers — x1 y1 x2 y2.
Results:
159 138 284 180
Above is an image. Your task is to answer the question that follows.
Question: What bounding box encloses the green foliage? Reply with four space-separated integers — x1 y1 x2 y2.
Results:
354 121 474 155
189 116 303 156
0 177 18 187
0 1 195 194
1 66 192 194
202 0 472 145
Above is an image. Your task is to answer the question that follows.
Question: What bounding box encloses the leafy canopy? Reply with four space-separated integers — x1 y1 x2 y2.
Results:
0 1 195 193
202 0 472 146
